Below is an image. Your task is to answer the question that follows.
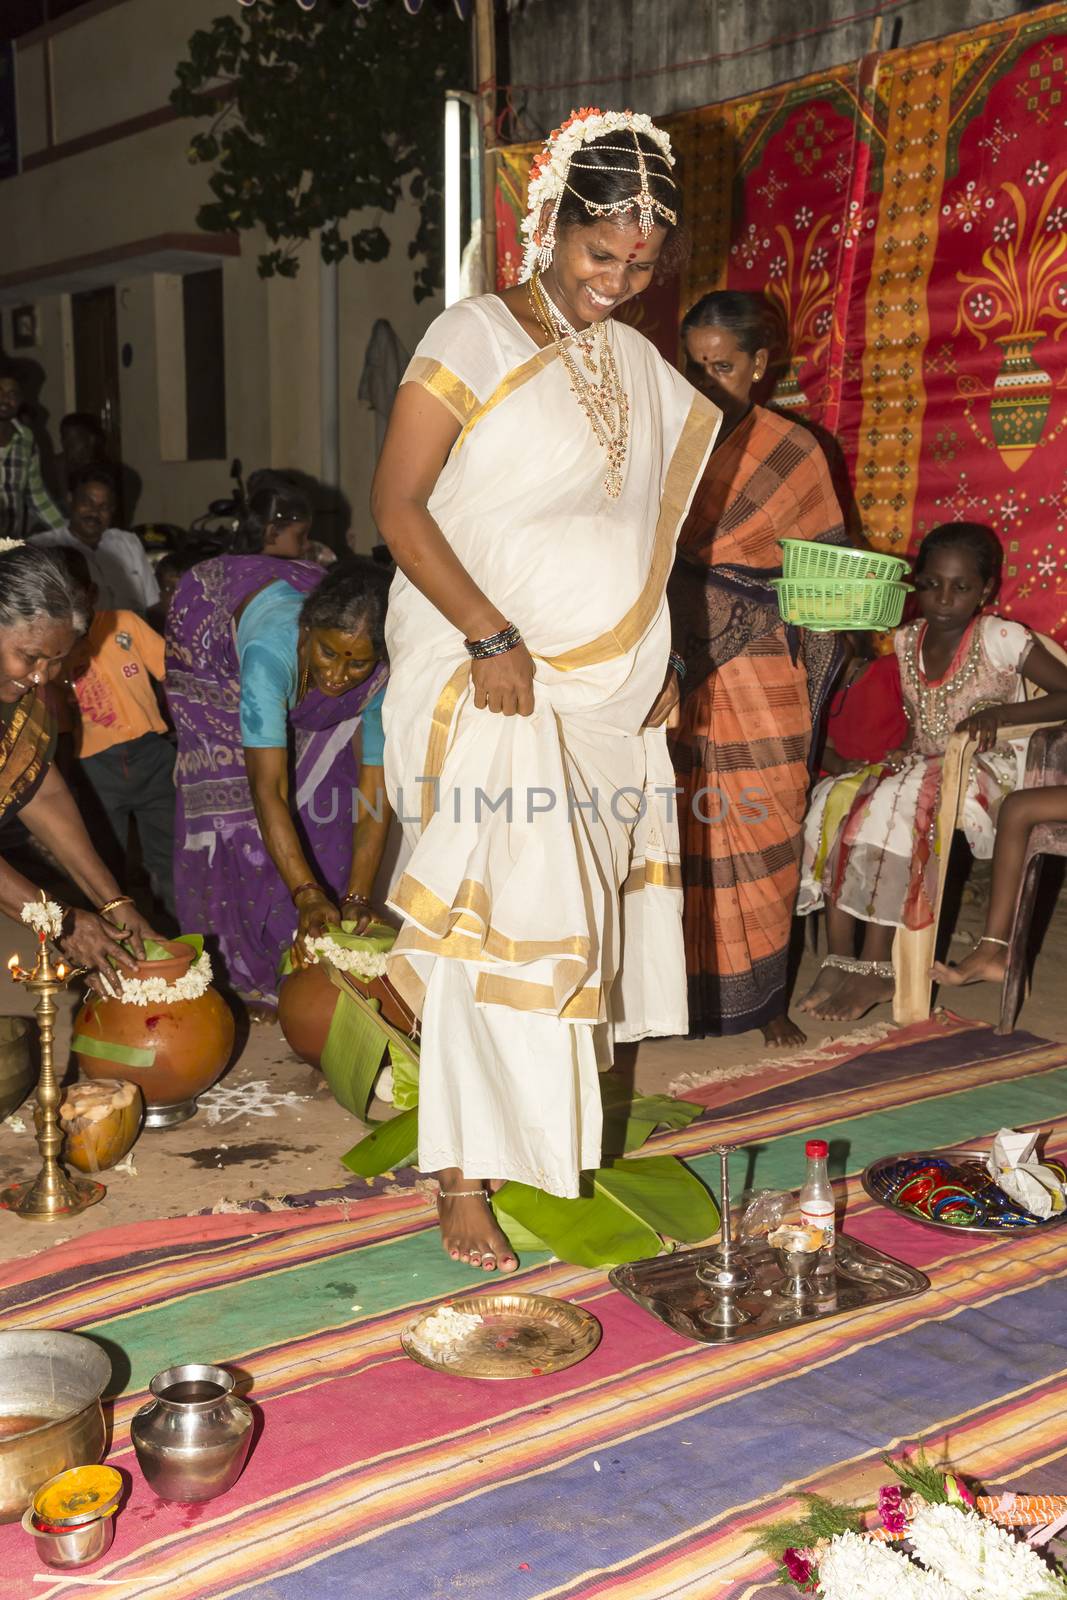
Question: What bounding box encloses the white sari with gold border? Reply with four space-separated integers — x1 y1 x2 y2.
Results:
383 294 719 1196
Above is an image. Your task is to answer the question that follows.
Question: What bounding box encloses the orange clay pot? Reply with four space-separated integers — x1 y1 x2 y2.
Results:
72 981 235 1130
60 1079 143 1173
277 961 416 1071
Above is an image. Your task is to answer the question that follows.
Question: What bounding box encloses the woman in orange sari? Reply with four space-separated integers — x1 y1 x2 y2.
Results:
668 292 845 1046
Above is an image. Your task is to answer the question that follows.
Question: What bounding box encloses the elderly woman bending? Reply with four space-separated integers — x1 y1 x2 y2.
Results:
0 544 156 988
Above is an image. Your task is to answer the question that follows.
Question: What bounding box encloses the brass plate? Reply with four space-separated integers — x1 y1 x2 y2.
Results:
862 1147 1067 1234
402 1293 601 1380
610 1234 929 1345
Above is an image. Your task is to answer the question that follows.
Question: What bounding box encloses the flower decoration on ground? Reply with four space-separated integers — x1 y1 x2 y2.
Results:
21 900 64 942
757 1454 1067 1598
303 937 388 981
520 107 675 281
115 951 213 1008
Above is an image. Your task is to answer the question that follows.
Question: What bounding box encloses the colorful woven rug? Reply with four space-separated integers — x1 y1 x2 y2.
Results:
1 1012 1065 1599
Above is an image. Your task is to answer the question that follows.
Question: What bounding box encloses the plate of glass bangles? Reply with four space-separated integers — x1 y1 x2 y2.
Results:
862 1148 1067 1233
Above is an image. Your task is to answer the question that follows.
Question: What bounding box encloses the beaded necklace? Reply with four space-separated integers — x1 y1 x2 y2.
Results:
528 271 630 498
900 620 984 747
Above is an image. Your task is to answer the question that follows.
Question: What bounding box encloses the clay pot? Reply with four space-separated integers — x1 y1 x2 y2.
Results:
278 961 415 1071
126 941 196 984
0 1016 33 1120
72 987 235 1130
60 1079 143 1173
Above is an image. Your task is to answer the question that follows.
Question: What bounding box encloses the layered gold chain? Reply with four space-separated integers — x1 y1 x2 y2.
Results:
528 272 630 499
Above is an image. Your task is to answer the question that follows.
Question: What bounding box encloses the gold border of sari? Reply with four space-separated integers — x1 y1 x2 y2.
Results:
404 358 479 429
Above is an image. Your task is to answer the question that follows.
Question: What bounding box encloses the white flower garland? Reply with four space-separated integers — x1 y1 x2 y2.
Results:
0 538 26 554
520 108 675 282
304 936 388 981
21 899 64 940
908 1504 1067 1600
817 1530 967 1600
114 950 213 1007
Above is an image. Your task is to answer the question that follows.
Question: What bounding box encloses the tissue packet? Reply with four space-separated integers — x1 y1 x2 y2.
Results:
986 1128 1067 1220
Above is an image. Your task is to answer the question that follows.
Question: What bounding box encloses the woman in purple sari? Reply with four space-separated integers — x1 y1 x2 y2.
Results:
166 480 390 1017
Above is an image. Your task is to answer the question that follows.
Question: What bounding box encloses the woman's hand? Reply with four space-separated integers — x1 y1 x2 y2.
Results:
341 893 383 935
955 705 1004 754
102 903 160 960
56 910 139 997
471 641 535 717
293 888 340 965
644 669 681 730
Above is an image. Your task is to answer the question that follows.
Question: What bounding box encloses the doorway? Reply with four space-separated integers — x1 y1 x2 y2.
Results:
71 285 123 514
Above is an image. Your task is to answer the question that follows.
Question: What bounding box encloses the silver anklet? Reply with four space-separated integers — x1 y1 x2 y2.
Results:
437 1187 488 1200
976 935 1010 947
823 954 894 979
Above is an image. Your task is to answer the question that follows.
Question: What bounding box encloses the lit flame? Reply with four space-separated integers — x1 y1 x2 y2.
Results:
56 963 66 979
7 954 19 973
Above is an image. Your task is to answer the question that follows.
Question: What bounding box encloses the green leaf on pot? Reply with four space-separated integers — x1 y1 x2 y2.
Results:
492 1154 719 1268
319 988 391 1121
174 933 205 959
341 1107 418 1177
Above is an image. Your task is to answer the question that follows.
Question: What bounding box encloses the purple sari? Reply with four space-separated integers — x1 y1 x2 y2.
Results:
165 555 387 1004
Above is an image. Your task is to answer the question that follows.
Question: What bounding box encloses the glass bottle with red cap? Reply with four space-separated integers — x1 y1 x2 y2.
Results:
800 1137 835 1254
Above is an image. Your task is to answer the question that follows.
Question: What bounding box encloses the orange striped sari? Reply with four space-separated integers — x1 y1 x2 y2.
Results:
668 406 844 1036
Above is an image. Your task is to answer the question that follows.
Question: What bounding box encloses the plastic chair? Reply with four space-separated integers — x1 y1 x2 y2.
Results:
996 723 1067 1034
892 632 1067 1025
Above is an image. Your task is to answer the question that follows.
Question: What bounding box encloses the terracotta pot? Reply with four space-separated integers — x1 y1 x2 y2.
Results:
278 961 415 1071
60 1079 143 1173
72 988 235 1130
126 941 196 984
0 1016 33 1121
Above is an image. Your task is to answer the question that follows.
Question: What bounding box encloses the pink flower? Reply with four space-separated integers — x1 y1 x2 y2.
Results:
944 1472 974 1506
878 1483 907 1533
783 1547 815 1588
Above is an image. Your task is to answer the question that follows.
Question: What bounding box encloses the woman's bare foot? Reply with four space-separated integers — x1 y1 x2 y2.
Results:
436 1186 518 1273
798 961 847 1015
931 937 1009 988
807 967 894 1022
246 1001 277 1025
762 1012 807 1048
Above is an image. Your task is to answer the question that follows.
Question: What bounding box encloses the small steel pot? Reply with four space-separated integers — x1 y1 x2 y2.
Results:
131 1364 253 1504
21 1504 115 1568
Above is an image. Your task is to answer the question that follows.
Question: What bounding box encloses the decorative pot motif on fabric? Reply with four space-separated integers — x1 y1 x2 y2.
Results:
989 333 1053 470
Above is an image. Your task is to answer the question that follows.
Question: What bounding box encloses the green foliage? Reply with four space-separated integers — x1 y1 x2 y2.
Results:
171 0 469 299
492 1155 719 1269
341 1106 418 1176
883 1449 953 1505
753 1493 870 1589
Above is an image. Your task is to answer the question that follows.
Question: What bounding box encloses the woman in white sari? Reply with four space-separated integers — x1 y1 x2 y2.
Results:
372 109 720 1271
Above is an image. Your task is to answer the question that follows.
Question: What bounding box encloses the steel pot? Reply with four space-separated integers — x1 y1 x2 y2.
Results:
131 1363 253 1503
0 1331 111 1524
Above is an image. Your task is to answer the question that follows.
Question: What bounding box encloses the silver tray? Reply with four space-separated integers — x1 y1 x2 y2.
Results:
861 1147 1067 1235
609 1234 928 1345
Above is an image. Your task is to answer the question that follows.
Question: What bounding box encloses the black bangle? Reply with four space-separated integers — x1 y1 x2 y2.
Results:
668 650 687 681
465 622 522 660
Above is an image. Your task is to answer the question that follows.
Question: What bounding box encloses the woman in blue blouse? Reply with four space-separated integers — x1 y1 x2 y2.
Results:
167 494 391 1018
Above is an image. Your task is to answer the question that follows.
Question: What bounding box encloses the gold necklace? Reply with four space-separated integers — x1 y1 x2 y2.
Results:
529 271 629 499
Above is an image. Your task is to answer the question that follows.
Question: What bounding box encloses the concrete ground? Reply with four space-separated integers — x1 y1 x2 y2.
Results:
1 870 1064 1270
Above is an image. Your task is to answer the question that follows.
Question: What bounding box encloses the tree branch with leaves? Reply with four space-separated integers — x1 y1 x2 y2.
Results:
171 0 468 300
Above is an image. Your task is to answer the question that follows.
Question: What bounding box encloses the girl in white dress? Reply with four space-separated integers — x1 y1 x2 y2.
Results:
797 522 1067 1022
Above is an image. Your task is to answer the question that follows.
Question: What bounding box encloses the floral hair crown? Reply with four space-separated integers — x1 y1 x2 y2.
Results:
520 108 677 282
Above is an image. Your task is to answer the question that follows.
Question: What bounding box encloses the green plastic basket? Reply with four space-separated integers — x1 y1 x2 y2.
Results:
780 539 910 584
772 576 910 632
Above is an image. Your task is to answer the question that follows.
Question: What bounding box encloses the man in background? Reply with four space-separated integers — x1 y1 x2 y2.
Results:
32 463 159 615
0 362 66 539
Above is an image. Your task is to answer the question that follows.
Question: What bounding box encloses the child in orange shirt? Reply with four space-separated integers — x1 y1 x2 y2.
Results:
55 549 176 919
